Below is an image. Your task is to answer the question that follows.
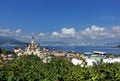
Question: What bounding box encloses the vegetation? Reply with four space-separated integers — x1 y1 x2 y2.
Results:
116 45 120 48
0 55 120 81
0 48 14 55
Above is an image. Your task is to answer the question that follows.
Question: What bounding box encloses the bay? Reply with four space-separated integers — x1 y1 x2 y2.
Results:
0 45 120 55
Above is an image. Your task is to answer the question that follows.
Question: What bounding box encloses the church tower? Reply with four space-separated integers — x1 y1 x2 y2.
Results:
24 36 41 56
31 35 35 44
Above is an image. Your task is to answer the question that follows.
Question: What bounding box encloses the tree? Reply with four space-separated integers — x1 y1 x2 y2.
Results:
0 48 2 53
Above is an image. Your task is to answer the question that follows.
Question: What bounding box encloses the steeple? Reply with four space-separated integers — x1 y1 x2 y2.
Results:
31 35 35 44
24 35 41 56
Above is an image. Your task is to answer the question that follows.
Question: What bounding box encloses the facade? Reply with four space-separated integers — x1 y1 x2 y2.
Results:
13 47 23 56
13 36 65 58
24 36 41 56
13 36 41 57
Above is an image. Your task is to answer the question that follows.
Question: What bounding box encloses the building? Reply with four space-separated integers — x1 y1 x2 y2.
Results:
13 36 41 57
13 47 23 56
24 36 41 57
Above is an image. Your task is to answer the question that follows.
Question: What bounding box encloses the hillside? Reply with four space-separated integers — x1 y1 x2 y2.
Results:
116 45 120 48
0 36 27 46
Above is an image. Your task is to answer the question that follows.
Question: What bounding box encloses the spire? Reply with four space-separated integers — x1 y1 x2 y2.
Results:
31 35 35 44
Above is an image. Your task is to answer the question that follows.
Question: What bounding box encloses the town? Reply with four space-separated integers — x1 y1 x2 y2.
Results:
1 36 120 67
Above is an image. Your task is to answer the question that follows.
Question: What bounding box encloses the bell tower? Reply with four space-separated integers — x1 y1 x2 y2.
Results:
24 35 41 56
31 35 35 44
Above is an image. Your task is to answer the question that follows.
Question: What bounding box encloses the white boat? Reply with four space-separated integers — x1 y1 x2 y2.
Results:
92 51 106 55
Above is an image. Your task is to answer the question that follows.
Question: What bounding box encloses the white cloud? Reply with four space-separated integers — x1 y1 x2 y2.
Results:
0 25 120 43
51 28 76 38
0 28 11 36
111 26 120 37
15 29 21 33
81 25 106 39
81 25 120 41
0 29 10 32
61 28 75 35
112 26 120 32
50 25 120 42
52 32 60 36
61 28 75 38
39 33 45 36
83 25 104 34
91 25 104 31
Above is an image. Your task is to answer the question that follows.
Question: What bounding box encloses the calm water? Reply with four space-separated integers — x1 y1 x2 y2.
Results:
0 46 120 55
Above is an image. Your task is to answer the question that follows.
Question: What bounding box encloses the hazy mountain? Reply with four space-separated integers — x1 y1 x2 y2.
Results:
0 36 27 46
116 45 120 48
106 42 120 46
40 41 69 46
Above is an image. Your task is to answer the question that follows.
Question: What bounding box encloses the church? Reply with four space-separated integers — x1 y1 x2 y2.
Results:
13 36 46 58
24 36 41 57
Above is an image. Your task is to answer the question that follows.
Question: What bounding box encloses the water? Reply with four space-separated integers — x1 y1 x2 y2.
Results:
0 45 120 55
41 46 120 55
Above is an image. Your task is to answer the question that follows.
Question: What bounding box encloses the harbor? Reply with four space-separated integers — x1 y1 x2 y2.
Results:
0 36 120 67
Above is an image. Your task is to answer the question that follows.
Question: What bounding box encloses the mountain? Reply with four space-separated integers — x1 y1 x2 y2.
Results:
116 45 120 48
106 42 120 46
0 36 27 46
40 41 70 46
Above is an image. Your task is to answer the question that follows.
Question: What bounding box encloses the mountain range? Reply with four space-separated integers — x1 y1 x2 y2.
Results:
0 36 27 46
40 41 69 46
0 36 69 46
0 36 119 46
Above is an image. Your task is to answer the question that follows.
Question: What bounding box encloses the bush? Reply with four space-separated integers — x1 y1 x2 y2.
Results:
0 55 120 81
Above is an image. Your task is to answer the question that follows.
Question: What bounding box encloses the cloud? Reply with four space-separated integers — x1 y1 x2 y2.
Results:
15 29 21 33
39 33 45 36
50 25 120 43
82 25 104 34
81 25 106 39
0 25 120 43
0 28 11 36
61 28 75 37
51 28 76 38
81 25 120 41
102 16 116 20
61 28 75 35
111 26 120 37
112 26 120 32
52 32 60 36
0 28 10 32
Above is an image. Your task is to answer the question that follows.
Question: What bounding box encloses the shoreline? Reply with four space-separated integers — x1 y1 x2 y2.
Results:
0 45 120 55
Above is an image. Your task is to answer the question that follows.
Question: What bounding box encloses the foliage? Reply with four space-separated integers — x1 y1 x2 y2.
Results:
0 48 14 55
116 45 120 48
0 55 120 81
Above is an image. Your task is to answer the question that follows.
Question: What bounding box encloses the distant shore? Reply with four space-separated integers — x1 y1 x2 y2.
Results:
0 45 120 55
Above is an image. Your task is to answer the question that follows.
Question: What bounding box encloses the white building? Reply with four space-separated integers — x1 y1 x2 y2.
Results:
24 36 41 57
13 36 47 58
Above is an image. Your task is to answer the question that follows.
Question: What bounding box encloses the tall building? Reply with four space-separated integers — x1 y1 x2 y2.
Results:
24 36 41 56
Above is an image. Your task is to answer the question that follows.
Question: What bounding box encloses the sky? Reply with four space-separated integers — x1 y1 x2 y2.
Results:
0 0 120 44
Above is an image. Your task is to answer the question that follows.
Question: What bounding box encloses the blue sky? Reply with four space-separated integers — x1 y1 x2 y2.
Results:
0 0 120 44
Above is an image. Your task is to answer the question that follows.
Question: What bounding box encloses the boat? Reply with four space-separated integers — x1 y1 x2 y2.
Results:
92 51 106 55
82 51 107 59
